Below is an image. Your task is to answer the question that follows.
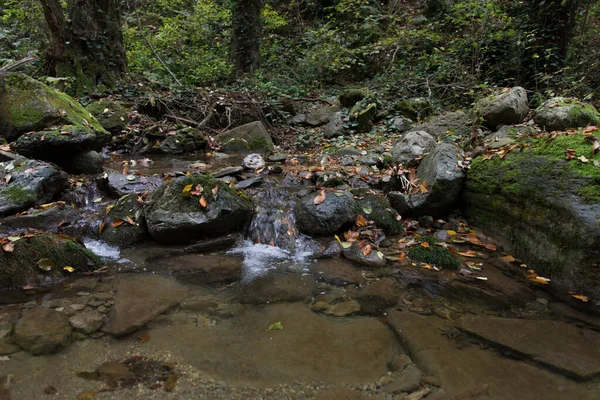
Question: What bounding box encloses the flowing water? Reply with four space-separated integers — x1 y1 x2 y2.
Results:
1 155 599 400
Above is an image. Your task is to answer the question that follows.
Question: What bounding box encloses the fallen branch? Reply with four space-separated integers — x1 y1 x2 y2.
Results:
0 55 37 73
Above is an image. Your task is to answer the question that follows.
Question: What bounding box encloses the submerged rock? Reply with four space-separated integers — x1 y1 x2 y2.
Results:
69 310 105 335
0 203 79 235
15 308 72 355
463 133 600 297
0 73 105 141
475 87 529 129
391 130 435 167
294 190 357 236
533 97 600 132
0 158 69 217
217 121 273 155
358 278 399 314
144 174 254 244
0 233 102 289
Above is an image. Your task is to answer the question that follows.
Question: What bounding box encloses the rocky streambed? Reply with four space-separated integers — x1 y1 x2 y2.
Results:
0 73 599 399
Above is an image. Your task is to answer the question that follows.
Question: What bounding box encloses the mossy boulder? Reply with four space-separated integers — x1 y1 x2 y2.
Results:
475 87 529 129
355 192 404 235
86 100 129 134
350 100 377 133
533 97 600 132
0 233 102 289
339 89 367 108
158 127 206 155
12 125 110 163
0 158 69 217
463 133 600 297
407 240 462 270
294 190 358 236
99 194 148 247
144 174 254 244
0 73 106 141
217 121 274 155
395 98 433 120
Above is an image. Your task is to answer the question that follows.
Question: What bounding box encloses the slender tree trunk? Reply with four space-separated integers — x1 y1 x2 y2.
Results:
232 0 263 78
39 0 127 94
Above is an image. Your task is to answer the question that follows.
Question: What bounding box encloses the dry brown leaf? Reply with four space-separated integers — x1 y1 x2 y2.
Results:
421 242 430 248
138 331 151 343
362 244 372 256
502 255 516 263
356 215 367 227
199 196 208 208
2 241 14 252
98 220 106 234
125 216 136 226
571 294 589 302
313 190 326 205
112 218 124 228
459 250 478 258
191 184 203 196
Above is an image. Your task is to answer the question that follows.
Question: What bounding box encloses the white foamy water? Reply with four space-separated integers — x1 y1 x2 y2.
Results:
83 238 122 261
229 238 316 283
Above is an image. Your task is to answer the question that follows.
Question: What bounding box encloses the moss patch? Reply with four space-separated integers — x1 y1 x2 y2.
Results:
407 244 462 270
2 185 36 206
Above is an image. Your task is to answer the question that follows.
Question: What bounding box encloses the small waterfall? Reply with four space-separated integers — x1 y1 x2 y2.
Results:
229 181 318 283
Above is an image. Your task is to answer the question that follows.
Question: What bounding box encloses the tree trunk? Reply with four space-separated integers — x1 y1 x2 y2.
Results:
39 0 127 94
232 0 263 78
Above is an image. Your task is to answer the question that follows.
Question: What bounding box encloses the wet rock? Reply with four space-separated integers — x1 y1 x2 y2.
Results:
311 299 361 317
240 273 318 305
294 190 357 236
310 258 363 285
358 278 399 314
306 106 341 127
99 194 148 247
391 130 435 167
183 233 241 254
0 72 106 141
66 150 104 174
355 191 404 235
242 153 265 170
390 143 465 217
475 87 528 129
457 316 600 380
0 158 69 217
96 172 162 198
212 166 244 178
217 121 274 155
234 176 264 189
0 203 79 235
386 365 423 393
320 240 343 258
168 254 242 284
395 98 433 120
0 233 101 289
158 127 206 154
533 97 600 132
343 242 387 268
350 99 377 133
12 125 110 163
144 174 254 244
339 89 367 108
86 100 129 134
69 310 105 335
103 275 189 336
15 308 71 355
390 354 413 372
324 111 345 139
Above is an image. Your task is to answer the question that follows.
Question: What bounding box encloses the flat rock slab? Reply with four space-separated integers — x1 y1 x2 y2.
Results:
457 317 600 380
103 274 189 336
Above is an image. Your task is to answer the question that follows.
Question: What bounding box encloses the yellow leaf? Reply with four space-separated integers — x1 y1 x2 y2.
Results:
125 216 136 226
446 230 457 236
571 294 589 302
63 266 75 273
356 215 368 227
2 242 14 252
421 242 430 248
182 184 193 196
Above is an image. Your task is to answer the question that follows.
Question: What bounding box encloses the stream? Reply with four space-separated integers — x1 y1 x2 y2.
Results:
0 154 599 400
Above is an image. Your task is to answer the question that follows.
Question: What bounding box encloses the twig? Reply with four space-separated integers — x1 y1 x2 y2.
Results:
0 55 37 73
143 36 182 86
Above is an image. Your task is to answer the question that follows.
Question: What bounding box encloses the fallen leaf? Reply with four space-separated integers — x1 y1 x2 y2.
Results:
421 242 430 248
37 258 55 271
571 294 589 302
340 241 352 249
199 196 208 208
362 206 373 215
356 215 368 227
212 186 219 198
125 216 136 226
191 184 203 196
268 321 283 330
63 266 75 273
112 218 124 228
313 190 326 205
578 155 589 163
76 391 96 400
377 251 384 260
165 373 179 392
126 174 136 181
98 220 106 234
362 244 372 256
182 184 193 196
502 255 516 263
2 242 14 252
138 331 151 343
4 173 11 184
459 250 478 258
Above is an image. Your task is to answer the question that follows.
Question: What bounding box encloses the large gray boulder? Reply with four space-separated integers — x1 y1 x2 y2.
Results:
324 111 345 139
217 121 274 155
413 111 473 139
0 203 79 235
294 190 358 236
463 133 600 298
533 97 600 132
96 172 162 198
389 143 465 217
0 158 69 216
306 106 341 127
144 174 254 244
475 87 529 129
0 73 106 141
15 308 71 355
391 130 435 167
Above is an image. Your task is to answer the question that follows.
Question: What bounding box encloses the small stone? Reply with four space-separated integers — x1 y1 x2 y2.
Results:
242 154 265 170
69 304 86 311
93 292 113 301
77 292 90 296
422 376 441 387
386 365 422 393
69 310 105 334
97 306 108 313
22 301 36 309
14 308 72 355
87 300 104 308
390 354 413 372
54 307 65 312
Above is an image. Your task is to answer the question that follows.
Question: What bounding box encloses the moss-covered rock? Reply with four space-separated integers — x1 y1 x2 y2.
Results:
144 174 254 244
100 194 148 247
350 100 377 133
0 233 102 289
463 132 600 297
339 89 367 108
306 106 341 127
217 121 274 155
0 158 69 217
0 73 106 141
394 98 433 121
355 192 404 235
158 127 206 155
474 87 529 129
86 101 129 134
12 125 110 163
533 97 600 132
